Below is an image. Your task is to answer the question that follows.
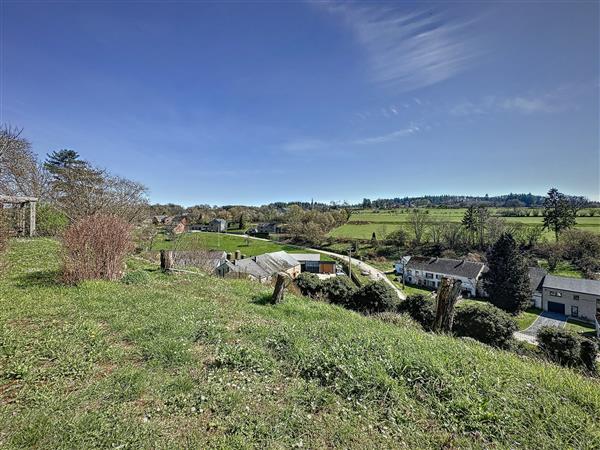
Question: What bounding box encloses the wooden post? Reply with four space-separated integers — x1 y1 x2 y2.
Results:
29 201 36 237
160 250 174 272
433 277 462 333
19 203 26 236
271 272 290 304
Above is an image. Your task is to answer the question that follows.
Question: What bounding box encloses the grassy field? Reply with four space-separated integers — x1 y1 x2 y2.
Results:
152 231 328 259
329 208 600 240
2 239 600 448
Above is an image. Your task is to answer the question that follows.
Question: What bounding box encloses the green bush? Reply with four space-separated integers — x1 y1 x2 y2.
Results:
121 270 151 285
537 327 583 368
537 327 598 373
453 303 517 349
580 339 598 374
349 281 398 314
295 272 323 298
36 203 69 236
397 294 435 331
321 276 355 307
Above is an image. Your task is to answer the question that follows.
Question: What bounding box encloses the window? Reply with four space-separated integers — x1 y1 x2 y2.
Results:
435 274 440 279
407 269 412 275
573 295 579 301
549 290 562 297
571 305 579 317
415 270 420 275
425 272 433 279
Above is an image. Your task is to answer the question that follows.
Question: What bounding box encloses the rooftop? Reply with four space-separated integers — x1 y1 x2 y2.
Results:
406 256 485 280
543 274 600 296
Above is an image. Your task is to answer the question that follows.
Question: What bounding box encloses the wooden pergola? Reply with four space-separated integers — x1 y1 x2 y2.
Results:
0 195 38 237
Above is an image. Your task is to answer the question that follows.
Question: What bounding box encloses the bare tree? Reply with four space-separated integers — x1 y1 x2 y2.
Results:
0 125 50 198
47 161 148 223
409 209 428 244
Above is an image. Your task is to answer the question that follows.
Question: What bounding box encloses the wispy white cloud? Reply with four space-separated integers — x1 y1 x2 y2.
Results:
318 3 481 92
351 124 420 145
281 123 422 154
450 87 583 117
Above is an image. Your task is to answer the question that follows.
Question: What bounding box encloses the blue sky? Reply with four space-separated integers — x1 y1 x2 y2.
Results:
2 1 598 205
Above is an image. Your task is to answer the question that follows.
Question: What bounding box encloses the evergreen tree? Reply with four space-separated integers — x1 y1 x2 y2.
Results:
45 149 82 169
542 188 578 241
483 233 532 314
462 206 477 247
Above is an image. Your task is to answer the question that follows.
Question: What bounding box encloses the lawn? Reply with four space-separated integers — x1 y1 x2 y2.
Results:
538 259 583 279
515 308 543 330
1 239 600 448
566 318 597 335
152 231 328 259
329 208 600 240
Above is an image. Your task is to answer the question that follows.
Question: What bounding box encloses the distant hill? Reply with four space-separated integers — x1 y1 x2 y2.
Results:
360 193 596 209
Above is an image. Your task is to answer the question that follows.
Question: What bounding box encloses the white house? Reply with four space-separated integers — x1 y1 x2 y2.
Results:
403 256 486 297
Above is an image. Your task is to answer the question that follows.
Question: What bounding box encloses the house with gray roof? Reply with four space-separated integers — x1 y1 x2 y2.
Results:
542 274 600 326
216 251 301 282
404 256 486 297
216 258 272 282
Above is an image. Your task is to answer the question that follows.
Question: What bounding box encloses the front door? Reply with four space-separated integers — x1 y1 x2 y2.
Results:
571 305 579 317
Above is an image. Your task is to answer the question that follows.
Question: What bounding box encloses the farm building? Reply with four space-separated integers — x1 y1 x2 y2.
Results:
216 250 300 282
291 253 337 274
528 266 548 308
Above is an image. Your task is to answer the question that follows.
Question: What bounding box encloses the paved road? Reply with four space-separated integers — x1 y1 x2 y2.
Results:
221 232 406 300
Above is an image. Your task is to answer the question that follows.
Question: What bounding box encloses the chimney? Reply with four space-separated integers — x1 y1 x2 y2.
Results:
235 250 241 260
226 253 233 261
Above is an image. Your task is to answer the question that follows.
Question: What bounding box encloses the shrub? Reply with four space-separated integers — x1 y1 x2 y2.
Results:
537 327 582 368
36 203 69 236
579 339 598 374
397 294 435 331
321 276 355 307
349 281 398 314
453 303 517 349
122 270 151 285
296 272 323 298
62 214 133 284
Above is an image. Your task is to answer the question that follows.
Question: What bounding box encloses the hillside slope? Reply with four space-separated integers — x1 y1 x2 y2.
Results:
1 239 599 448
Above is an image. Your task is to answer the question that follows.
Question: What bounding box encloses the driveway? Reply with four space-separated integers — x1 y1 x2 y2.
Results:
521 311 567 337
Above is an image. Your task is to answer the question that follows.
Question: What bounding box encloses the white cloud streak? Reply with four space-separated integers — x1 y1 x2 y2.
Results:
319 3 480 92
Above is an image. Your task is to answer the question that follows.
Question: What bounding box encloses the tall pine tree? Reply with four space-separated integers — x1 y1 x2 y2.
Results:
483 233 531 314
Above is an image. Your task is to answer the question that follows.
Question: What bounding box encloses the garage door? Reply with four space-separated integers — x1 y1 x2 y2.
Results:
547 301 565 314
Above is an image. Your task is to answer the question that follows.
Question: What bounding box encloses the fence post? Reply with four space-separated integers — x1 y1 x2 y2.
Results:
160 250 174 272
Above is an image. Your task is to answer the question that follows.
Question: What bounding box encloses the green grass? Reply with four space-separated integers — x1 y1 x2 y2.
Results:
1 239 600 448
538 259 583 279
515 308 543 331
566 318 597 335
152 231 330 259
329 208 600 240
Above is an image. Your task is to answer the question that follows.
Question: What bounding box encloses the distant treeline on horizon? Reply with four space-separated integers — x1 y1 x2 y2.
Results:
149 192 598 217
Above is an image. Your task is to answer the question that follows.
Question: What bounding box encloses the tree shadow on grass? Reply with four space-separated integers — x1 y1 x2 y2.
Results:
14 269 62 289
252 293 274 305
